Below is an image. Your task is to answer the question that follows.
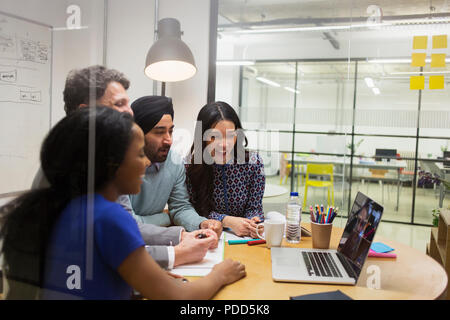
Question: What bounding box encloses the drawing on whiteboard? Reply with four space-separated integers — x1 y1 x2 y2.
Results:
0 12 52 194
0 69 17 83
0 32 15 55
20 89 41 102
20 39 36 62
37 43 48 63
18 38 49 64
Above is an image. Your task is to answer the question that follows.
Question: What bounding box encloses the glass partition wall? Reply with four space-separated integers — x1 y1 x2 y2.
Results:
214 0 450 226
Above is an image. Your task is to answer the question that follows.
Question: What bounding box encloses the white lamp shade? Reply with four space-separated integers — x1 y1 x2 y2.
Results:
144 18 197 82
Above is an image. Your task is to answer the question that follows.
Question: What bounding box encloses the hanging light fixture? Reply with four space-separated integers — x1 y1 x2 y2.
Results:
144 18 197 82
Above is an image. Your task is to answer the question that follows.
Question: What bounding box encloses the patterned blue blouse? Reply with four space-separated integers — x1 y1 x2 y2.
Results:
186 152 265 222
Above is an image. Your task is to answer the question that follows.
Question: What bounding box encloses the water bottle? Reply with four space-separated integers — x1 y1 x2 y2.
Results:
286 192 302 243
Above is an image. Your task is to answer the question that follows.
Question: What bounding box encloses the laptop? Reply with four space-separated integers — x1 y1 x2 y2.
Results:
271 192 383 285
375 149 397 162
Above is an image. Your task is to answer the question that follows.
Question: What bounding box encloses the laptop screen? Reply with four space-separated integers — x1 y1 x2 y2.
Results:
337 192 384 278
375 149 397 162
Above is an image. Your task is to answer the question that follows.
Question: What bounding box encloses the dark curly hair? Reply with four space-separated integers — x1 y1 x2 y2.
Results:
0 106 134 299
63 65 130 115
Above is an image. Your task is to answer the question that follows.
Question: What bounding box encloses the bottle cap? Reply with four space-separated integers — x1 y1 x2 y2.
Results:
290 192 299 196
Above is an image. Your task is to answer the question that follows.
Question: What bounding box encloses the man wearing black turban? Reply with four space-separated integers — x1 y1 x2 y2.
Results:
131 95 175 163
129 96 223 246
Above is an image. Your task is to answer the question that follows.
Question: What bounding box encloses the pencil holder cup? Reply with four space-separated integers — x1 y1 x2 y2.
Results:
311 222 332 249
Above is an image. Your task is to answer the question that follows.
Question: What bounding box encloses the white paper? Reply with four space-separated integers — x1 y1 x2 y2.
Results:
171 233 225 277
222 229 254 241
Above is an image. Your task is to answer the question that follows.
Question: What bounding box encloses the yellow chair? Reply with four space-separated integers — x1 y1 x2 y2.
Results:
279 153 302 187
303 163 334 209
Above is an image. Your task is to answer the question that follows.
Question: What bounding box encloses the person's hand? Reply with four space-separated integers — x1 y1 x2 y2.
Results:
223 216 256 237
249 216 263 239
211 259 246 286
182 229 219 249
250 216 261 224
200 219 223 239
173 229 218 267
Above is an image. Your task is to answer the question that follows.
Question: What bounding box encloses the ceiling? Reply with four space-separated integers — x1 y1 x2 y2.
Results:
218 1 450 81
219 0 450 29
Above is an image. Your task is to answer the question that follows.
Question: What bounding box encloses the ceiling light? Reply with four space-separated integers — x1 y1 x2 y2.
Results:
369 58 450 64
368 58 412 64
216 60 255 66
391 71 450 75
364 77 375 88
221 17 450 35
256 77 281 87
233 25 351 34
284 87 300 94
144 18 197 82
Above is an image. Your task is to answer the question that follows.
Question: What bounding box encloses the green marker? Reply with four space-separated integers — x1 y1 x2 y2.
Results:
227 239 259 245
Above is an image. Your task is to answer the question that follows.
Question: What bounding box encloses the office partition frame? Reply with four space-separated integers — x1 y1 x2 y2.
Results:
207 14 448 226
209 57 450 227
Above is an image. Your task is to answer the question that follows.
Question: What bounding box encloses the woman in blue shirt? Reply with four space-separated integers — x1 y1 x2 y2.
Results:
0 106 245 300
186 102 266 238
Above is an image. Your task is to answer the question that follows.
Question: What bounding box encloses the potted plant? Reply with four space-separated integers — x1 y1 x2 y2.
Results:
431 208 440 227
346 139 364 155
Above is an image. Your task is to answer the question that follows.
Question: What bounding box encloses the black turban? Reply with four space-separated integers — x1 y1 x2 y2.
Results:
131 96 174 134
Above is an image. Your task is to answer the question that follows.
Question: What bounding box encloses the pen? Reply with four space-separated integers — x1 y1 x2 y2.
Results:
247 239 266 246
228 239 259 245
330 208 339 223
310 205 315 222
196 233 207 239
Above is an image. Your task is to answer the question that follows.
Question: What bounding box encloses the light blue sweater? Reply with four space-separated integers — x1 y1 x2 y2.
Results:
129 150 206 232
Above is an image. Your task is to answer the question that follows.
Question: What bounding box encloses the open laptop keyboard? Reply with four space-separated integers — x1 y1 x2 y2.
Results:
301 251 343 278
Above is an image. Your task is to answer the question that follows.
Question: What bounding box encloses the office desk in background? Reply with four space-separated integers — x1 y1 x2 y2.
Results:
435 162 450 208
201 223 447 300
290 156 407 211
421 161 450 208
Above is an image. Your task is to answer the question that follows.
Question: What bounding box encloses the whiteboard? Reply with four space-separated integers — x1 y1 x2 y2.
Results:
0 11 52 195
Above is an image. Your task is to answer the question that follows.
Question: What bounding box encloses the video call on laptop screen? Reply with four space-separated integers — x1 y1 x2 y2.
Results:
337 192 383 277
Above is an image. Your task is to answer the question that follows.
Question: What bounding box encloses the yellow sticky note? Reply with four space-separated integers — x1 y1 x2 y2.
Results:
429 75 444 89
432 35 447 49
413 36 428 49
410 76 424 90
411 53 426 67
431 53 446 68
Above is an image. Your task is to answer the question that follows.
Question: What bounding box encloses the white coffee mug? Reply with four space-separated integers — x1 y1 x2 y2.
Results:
256 220 285 248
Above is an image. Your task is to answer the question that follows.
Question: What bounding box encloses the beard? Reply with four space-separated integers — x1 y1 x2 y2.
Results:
145 144 171 163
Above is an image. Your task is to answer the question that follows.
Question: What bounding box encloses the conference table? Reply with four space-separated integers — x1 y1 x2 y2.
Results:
201 223 448 300
289 155 407 211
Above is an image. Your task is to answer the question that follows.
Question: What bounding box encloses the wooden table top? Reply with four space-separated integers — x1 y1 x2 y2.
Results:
203 223 448 300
